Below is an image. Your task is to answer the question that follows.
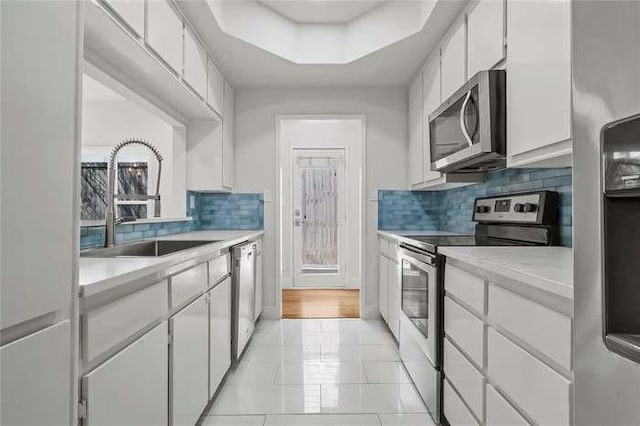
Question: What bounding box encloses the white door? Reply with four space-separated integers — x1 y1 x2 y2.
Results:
209 278 232 397
292 149 347 287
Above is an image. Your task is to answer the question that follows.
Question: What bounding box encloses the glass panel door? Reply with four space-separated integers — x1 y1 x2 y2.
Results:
293 149 346 287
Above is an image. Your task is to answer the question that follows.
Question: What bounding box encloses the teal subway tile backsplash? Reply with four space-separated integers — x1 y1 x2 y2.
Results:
378 167 573 246
80 191 264 249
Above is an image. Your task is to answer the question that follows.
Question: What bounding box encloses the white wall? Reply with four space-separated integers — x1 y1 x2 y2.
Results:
234 87 408 318
81 99 186 219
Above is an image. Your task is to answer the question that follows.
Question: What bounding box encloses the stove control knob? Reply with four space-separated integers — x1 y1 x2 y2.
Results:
475 205 490 214
523 203 537 213
514 203 524 213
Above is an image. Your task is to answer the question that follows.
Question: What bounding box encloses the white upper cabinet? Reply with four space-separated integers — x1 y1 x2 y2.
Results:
422 54 442 183
104 0 145 37
222 80 235 190
183 27 208 100
208 59 225 115
507 0 572 167
440 20 466 101
147 0 183 73
408 72 424 187
467 0 505 77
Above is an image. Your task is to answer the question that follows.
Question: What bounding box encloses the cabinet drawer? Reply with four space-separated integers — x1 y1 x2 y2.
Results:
487 328 571 425
170 263 208 309
445 297 485 367
486 384 529 426
444 378 479 426
209 253 230 286
445 265 485 314
488 284 572 369
444 338 484 420
83 281 167 362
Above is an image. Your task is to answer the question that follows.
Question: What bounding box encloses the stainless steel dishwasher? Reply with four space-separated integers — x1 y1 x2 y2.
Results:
231 241 256 363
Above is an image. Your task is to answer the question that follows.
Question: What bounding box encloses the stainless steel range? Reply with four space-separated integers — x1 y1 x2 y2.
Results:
398 190 559 425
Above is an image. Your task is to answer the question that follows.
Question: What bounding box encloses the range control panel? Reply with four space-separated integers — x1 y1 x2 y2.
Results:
472 191 557 224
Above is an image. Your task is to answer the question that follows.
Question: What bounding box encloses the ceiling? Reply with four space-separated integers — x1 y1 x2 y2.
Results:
178 0 468 87
258 0 386 24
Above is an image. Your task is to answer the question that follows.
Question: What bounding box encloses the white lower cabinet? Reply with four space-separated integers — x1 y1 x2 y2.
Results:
486 384 528 426
209 277 232 397
82 323 168 426
1 321 71 426
444 378 479 426
254 240 263 319
387 256 401 340
378 253 389 322
443 259 572 426
171 294 209 426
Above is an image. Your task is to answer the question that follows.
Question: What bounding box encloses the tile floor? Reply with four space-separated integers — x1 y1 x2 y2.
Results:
203 318 434 426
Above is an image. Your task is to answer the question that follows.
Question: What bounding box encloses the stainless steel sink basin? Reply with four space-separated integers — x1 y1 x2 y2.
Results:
80 240 221 258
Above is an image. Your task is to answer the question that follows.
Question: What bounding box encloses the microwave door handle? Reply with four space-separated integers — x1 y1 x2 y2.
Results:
459 90 474 147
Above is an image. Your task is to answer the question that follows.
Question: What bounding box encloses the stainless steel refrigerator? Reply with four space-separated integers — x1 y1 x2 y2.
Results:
573 1 640 424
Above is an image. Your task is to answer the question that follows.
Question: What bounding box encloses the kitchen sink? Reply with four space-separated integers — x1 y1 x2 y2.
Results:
80 240 221 258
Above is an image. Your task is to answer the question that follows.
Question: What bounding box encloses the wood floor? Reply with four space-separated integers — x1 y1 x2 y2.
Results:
282 289 360 319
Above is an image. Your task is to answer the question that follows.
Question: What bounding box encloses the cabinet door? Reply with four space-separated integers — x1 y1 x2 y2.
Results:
184 27 208 99
187 122 224 191
1 321 71 426
105 0 144 37
222 80 234 190
507 0 571 162
207 59 225 114
209 277 232 397
408 72 424 186
467 0 505 77
422 54 442 183
171 294 209 426
147 0 183 73
388 258 401 340
378 254 389 322
83 323 168 426
440 21 466 101
254 241 263 319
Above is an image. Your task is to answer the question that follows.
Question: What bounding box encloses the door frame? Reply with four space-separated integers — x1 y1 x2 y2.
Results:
275 115 367 318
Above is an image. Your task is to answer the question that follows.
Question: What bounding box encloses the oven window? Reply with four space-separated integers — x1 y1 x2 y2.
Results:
401 258 429 337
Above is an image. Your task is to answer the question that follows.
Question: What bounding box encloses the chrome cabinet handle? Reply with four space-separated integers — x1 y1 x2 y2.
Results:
459 90 474 147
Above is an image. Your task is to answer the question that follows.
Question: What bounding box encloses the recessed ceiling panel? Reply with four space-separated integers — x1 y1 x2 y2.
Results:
259 0 386 24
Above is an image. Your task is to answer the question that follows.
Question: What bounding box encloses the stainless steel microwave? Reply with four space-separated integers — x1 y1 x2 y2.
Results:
428 70 506 173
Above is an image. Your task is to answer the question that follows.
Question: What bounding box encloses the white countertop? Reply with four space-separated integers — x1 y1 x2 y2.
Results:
79 230 263 297
439 246 573 299
378 230 466 239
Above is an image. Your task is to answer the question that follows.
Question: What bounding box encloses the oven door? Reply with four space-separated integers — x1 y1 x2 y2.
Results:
399 245 438 367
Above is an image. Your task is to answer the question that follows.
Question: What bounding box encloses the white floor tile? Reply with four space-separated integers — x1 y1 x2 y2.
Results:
243 344 323 363
378 413 436 426
274 361 367 385
320 384 427 414
362 362 411 384
251 330 291 346
202 415 266 426
321 344 401 362
211 384 322 415
265 414 381 425
226 361 279 385
259 319 323 333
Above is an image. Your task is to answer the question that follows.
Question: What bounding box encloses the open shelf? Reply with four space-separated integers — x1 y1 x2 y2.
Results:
84 0 221 125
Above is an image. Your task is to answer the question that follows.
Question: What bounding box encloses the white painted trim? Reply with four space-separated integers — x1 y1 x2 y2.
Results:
275 114 367 319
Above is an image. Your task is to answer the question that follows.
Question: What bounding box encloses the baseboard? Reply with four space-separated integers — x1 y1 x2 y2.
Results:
261 305 280 320
361 305 381 320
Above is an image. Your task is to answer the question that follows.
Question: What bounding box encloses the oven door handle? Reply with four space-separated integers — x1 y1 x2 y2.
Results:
399 244 436 266
459 90 474 147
